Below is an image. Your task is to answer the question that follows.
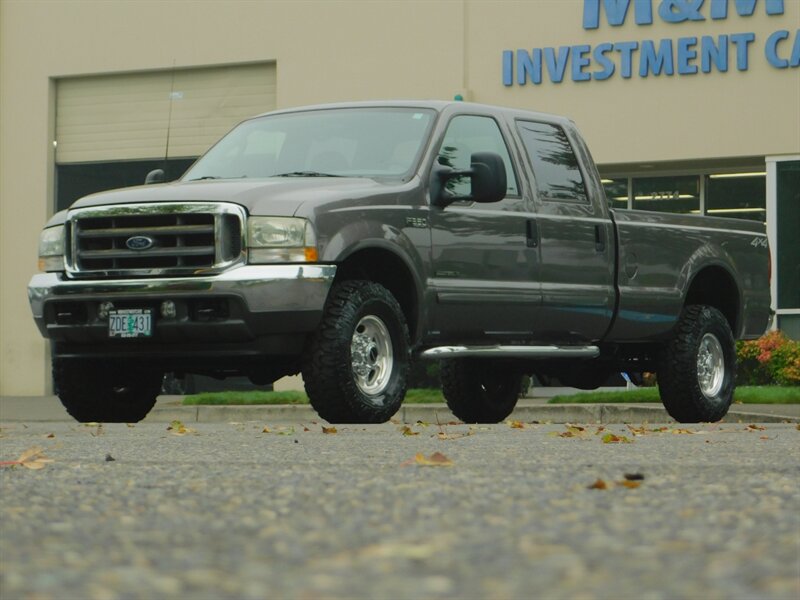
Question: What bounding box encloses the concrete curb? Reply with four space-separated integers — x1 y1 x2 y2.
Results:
2 396 798 424
144 402 800 425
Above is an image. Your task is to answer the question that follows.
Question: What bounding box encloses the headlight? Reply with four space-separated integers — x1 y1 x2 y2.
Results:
247 217 318 263
38 226 65 272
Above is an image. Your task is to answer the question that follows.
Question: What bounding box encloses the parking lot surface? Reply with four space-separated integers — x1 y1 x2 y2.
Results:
1 420 798 599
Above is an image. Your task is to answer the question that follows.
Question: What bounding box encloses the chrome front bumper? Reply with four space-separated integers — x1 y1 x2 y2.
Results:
29 264 337 335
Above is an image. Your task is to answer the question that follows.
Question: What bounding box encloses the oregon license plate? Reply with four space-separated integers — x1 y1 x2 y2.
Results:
108 309 152 338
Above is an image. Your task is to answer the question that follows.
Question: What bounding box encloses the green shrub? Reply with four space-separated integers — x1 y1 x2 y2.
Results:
736 330 800 386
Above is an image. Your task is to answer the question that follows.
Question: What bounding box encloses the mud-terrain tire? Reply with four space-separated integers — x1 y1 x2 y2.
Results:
658 305 736 423
441 358 521 423
302 281 410 423
53 359 162 423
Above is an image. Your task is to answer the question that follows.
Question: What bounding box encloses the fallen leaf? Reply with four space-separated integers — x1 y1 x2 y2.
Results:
303 426 311 432
322 426 337 434
588 478 607 490
0 446 54 470
414 451 454 467
602 433 633 444
671 428 694 435
105 453 115 462
746 424 766 431
617 480 641 489
624 473 645 481
400 426 419 436
415 420 431 427
261 426 271 433
167 420 195 435
277 426 295 436
507 420 525 429
44 433 55 439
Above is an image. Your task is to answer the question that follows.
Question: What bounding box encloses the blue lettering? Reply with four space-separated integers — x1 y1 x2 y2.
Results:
502 50 513 85
700 35 729 72
583 0 653 29
730 32 755 70
544 46 570 83
593 43 617 80
640 39 675 76
677 37 699 74
791 30 800 67
516 49 543 84
711 0 784 19
766 30 790 67
659 0 705 23
615 41 639 78
572 45 592 81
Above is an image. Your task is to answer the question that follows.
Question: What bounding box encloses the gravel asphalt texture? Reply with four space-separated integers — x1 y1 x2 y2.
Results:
1 420 798 600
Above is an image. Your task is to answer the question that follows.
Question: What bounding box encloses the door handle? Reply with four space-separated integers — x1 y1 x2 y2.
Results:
526 219 539 248
595 224 605 252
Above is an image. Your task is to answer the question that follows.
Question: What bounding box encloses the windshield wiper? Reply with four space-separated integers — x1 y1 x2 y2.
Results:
272 171 343 178
187 176 222 181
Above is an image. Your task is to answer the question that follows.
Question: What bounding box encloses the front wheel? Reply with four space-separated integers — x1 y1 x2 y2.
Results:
54 358 162 422
657 305 736 423
441 358 521 423
302 281 410 423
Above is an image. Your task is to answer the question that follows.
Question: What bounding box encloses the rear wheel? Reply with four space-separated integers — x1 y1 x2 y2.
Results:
54 358 162 423
657 305 736 423
441 358 521 423
302 281 410 423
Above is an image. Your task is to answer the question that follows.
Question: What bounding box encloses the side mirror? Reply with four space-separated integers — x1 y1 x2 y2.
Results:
470 152 507 204
145 169 165 185
431 151 507 208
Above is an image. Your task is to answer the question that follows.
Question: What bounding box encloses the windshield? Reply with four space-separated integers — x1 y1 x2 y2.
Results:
183 107 436 181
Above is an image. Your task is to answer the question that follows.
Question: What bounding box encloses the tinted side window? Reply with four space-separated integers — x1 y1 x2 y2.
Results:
438 115 519 197
517 121 587 203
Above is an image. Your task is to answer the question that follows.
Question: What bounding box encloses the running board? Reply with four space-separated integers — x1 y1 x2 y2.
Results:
420 345 600 359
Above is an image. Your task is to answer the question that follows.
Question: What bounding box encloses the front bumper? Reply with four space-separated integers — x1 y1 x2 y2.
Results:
28 264 336 358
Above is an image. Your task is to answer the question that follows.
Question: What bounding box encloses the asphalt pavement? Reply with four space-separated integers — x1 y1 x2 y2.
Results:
1 420 798 599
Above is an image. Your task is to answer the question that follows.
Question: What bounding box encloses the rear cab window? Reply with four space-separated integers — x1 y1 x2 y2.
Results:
515 120 588 204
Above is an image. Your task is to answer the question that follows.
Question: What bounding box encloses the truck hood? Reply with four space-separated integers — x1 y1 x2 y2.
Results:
69 177 411 217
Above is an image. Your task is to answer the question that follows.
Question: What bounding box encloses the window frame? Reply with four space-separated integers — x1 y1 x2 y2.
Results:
433 113 522 200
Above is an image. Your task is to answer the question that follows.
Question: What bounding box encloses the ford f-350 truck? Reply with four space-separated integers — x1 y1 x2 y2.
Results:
28 101 771 424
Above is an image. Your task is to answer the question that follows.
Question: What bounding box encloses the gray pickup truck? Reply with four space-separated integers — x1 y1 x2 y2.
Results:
28 101 771 424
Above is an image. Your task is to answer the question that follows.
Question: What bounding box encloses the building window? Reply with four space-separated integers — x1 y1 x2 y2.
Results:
776 160 800 311
632 175 700 214
706 172 767 221
602 178 628 209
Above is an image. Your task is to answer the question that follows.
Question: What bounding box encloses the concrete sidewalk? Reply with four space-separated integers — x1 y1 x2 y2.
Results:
2 394 798 424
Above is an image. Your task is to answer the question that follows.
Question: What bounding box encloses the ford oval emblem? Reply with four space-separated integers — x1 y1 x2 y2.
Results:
126 235 155 251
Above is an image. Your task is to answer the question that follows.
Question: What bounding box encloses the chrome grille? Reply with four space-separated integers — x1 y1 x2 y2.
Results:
66 203 245 277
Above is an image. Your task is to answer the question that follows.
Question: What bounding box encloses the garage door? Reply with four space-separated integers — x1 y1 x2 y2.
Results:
55 62 276 163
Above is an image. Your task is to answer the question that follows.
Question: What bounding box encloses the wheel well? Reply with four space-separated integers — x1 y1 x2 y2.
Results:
685 267 739 334
334 248 419 339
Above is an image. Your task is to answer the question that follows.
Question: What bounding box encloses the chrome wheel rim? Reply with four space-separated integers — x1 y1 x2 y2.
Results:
351 315 393 397
697 333 725 398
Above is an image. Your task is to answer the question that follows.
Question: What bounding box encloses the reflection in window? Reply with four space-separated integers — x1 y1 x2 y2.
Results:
706 172 766 222
516 121 587 203
632 176 699 214
602 178 628 209
437 115 519 197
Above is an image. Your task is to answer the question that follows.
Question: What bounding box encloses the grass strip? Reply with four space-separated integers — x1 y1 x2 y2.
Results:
183 388 445 406
547 386 800 404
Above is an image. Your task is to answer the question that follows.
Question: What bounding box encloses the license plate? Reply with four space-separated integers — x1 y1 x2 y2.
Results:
109 309 152 338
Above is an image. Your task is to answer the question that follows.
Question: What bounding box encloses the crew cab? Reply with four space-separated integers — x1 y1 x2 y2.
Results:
28 101 771 423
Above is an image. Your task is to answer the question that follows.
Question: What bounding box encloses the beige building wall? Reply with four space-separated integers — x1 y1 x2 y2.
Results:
1 0 799 395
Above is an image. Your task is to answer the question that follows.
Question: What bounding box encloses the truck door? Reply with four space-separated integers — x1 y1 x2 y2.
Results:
428 114 541 341
514 120 615 342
